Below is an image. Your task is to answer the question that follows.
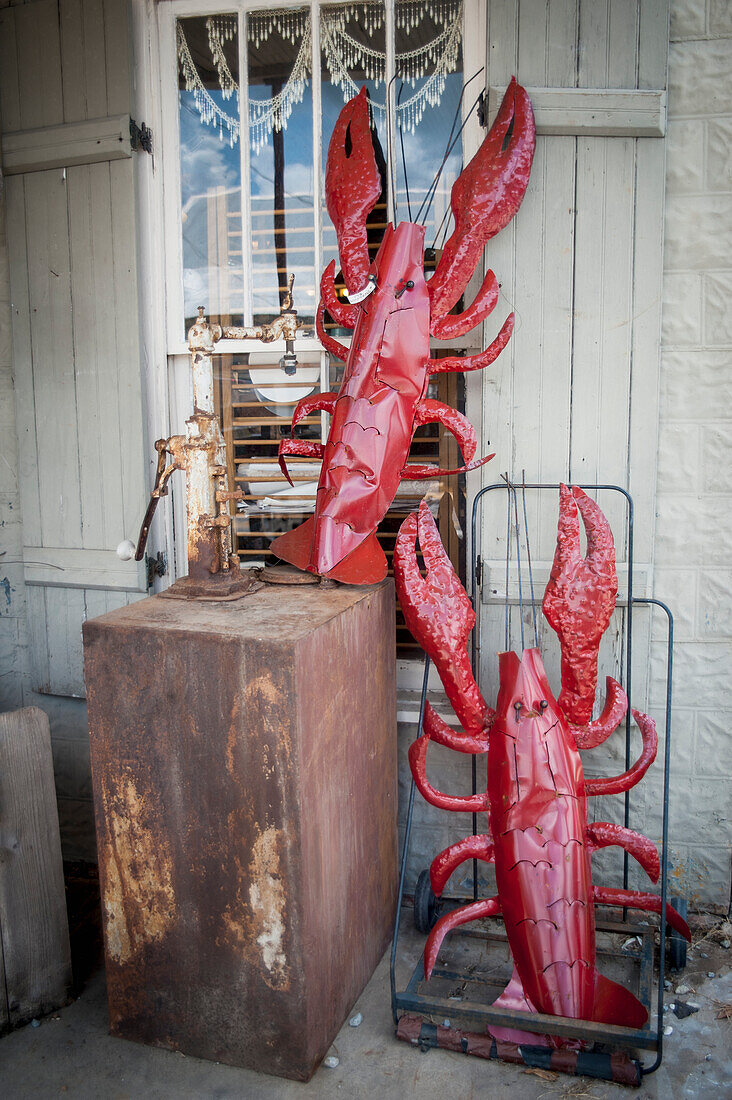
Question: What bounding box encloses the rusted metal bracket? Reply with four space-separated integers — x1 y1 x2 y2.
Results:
134 286 307 600
129 118 153 155
146 551 167 587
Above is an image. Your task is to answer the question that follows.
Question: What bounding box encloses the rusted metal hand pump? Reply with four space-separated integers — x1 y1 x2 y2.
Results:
134 281 305 599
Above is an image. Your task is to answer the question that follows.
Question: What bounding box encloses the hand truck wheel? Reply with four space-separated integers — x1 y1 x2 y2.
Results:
667 895 688 971
414 869 439 933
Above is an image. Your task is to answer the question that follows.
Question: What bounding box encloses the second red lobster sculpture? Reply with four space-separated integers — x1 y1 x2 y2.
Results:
270 80 535 584
394 487 690 1046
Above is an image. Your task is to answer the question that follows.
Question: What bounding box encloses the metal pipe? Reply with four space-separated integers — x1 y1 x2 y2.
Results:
391 654 431 1026
636 597 674 1077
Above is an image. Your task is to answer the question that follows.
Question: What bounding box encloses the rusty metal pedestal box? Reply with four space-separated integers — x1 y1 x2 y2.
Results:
83 580 397 1081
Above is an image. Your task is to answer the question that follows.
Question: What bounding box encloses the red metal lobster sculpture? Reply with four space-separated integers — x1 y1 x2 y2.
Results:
270 80 535 584
394 487 691 1046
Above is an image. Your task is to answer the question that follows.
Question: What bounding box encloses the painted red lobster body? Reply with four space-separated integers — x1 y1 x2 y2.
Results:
271 81 535 584
313 223 430 570
490 649 597 1027
272 221 433 580
396 490 690 1047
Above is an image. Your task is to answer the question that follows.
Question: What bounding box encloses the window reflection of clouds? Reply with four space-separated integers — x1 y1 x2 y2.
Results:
180 95 240 206
178 15 463 327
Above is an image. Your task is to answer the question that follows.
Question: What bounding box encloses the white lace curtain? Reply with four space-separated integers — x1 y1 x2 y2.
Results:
177 1 463 151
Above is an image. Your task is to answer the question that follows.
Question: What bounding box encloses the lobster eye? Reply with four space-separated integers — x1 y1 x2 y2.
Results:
539 699 549 711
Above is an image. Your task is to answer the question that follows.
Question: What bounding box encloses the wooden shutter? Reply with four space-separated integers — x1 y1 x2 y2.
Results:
0 0 147 697
470 0 669 698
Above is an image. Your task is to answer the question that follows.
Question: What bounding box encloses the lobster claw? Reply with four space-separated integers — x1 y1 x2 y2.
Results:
543 486 618 725
428 78 536 320
325 87 382 298
394 501 490 735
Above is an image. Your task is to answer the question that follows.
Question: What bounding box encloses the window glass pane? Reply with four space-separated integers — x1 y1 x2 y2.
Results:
394 0 463 248
247 8 316 327
212 351 323 567
178 14 244 332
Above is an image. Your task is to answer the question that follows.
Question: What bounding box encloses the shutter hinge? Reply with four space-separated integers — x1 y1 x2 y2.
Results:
477 90 487 130
130 118 153 155
146 551 167 587
475 555 483 588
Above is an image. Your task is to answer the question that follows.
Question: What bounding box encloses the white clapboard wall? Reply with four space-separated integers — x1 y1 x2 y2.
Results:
0 0 147 697
469 0 669 765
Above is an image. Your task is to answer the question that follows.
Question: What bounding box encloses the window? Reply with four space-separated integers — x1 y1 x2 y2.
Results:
164 1 477 653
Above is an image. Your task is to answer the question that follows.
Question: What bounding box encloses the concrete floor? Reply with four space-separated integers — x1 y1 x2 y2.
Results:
2 916 730 1100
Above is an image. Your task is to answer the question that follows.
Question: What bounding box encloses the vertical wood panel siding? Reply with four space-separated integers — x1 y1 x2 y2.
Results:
1 0 146 697
475 0 668 749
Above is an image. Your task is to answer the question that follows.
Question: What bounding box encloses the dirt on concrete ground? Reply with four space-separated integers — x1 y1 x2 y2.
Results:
2 898 730 1100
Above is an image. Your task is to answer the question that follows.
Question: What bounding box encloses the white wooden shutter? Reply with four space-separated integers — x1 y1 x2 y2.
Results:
470 0 669 699
0 0 147 697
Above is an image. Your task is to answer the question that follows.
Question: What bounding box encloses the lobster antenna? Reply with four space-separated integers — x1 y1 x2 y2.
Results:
415 68 484 227
521 470 540 649
511 481 526 653
428 73 486 250
414 67 483 225
430 202 452 253
386 73 399 224
504 473 512 651
417 88 484 228
397 81 412 222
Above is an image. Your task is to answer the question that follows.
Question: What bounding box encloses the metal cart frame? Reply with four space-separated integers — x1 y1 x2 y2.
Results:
390 484 678 1085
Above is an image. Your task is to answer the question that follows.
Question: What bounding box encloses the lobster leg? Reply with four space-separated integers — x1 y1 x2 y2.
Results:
593 886 691 941
278 392 338 484
278 439 325 485
427 315 514 374
316 300 349 361
425 897 501 979
319 260 360 329
430 834 494 897
585 709 657 796
429 269 499 340
570 677 627 750
401 454 495 480
290 391 338 431
586 822 660 883
424 704 492 754
412 398 479 463
409 735 489 813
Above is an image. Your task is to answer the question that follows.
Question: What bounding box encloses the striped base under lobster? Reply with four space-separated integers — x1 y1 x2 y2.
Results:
394 488 690 1048
396 1014 643 1086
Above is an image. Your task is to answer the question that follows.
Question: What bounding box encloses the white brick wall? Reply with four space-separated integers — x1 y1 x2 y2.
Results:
653 0 732 910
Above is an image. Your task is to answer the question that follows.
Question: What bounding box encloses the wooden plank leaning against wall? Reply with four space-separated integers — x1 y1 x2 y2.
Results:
0 707 71 1031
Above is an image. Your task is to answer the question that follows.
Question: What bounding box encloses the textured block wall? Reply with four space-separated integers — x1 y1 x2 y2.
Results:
651 0 732 910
